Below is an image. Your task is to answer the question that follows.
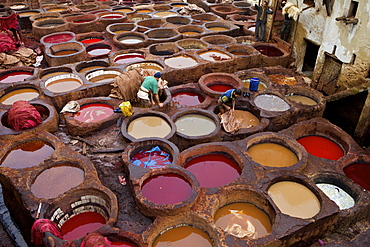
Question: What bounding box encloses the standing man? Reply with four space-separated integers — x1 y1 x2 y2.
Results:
137 72 164 108
254 1 274 42
280 0 293 41
218 89 242 114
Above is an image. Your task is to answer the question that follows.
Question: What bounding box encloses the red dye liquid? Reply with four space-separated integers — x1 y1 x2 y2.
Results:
131 148 172 169
343 163 370 191
172 92 205 106
255 45 284 57
74 103 114 123
61 212 106 240
81 38 104 44
73 20 92 23
208 84 234 92
141 174 192 205
297 135 344 160
43 34 73 44
184 153 241 188
114 54 145 64
0 71 33 83
110 241 137 247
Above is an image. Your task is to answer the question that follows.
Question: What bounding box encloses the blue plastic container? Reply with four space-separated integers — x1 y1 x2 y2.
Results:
249 78 260 92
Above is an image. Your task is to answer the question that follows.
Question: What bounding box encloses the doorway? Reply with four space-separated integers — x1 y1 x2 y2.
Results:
302 39 319 78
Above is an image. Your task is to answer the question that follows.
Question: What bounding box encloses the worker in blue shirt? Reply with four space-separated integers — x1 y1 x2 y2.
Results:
218 88 242 114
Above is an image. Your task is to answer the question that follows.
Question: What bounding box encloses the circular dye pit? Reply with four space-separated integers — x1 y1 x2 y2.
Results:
61 212 106 240
141 173 192 204
131 147 172 169
164 56 198 68
0 88 39 105
19 11 40 17
175 114 216 136
87 46 112 56
1 140 54 169
214 202 271 239
41 71 70 80
297 135 344 160
184 153 241 188
344 162 370 191
172 92 205 106
286 94 317 106
78 65 107 73
267 181 321 219
53 50 79 56
208 84 234 92
31 165 84 199
127 116 171 139
43 33 74 44
100 13 125 19
126 62 163 72
153 225 213 247
316 183 355 210
119 36 144 44
268 74 297 86
114 53 145 64
81 37 104 44
243 79 267 90
153 11 178 18
207 26 229 32
74 103 114 123
255 45 284 57
86 70 122 84
198 50 231 62
233 110 260 129
254 94 290 112
45 75 83 93
0 71 33 84
248 143 298 167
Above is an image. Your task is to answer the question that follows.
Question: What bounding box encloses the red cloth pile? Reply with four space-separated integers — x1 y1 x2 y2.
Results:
31 219 63 247
7 100 42 130
0 32 17 52
0 12 19 31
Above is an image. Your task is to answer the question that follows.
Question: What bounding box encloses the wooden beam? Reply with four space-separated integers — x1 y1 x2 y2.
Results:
353 88 370 145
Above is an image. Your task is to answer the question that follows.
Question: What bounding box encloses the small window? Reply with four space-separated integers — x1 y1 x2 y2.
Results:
323 0 335 16
303 0 315 6
348 1 358 17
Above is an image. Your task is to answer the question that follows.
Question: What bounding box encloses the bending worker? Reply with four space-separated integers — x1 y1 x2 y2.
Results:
137 72 164 107
218 88 242 114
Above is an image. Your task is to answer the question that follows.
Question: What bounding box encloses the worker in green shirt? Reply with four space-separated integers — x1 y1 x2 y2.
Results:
137 72 164 107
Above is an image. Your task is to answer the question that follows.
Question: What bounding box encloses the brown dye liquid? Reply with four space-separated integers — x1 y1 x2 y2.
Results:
182 31 200 36
199 50 231 61
79 66 105 73
233 110 260 128
175 114 216 136
0 88 39 105
153 11 177 18
248 143 298 167
41 71 69 80
46 78 82 93
214 203 271 239
208 26 229 32
267 181 321 219
53 50 78 56
47 8 67 12
88 74 118 83
286 95 317 106
113 30 129 34
19 12 38 17
164 56 198 68
31 165 84 199
127 116 171 139
137 9 152 13
114 8 132 13
268 74 297 85
153 225 213 247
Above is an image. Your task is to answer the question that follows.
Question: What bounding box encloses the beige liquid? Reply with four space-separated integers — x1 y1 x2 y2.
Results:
79 65 106 73
267 181 321 219
153 11 177 18
0 88 39 105
41 71 69 80
153 225 213 247
175 114 216 136
233 110 260 128
46 78 82 93
127 116 171 139
164 56 198 68
182 31 200 36
286 95 317 106
199 50 231 61
31 165 84 199
248 143 298 167
214 202 271 239
208 26 229 32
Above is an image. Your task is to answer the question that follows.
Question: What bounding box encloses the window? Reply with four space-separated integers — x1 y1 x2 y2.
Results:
303 0 315 6
348 1 358 17
323 0 335 16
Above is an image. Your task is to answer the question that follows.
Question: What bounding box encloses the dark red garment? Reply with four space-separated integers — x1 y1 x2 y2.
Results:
31 219 63 247
0 32 17 52
7 101 43 130
0 12 19 31
80 232 112 247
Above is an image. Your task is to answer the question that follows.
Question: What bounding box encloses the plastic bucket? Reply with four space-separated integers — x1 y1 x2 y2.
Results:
249 77 260 92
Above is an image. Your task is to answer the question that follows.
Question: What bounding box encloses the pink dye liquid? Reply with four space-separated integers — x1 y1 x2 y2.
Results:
208 84 234 92
81 38 104 44
74 103 114 123
131 148 172 168
110 241 137 247
141 174 192 205
0 71 33 83
43 34 73 44
61 212 106 240
184 153 241 188
114 54 145 64
343 163 370 191
73 20 92 23
297 135 344 160
172 92 205 106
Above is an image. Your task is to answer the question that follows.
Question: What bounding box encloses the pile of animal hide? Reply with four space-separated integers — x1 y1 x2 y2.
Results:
0 47 37 69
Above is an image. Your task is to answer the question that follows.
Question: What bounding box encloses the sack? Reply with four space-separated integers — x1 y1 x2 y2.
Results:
119 101 134 117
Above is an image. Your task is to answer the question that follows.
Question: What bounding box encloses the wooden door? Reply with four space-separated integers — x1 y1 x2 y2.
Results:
317 54 342 95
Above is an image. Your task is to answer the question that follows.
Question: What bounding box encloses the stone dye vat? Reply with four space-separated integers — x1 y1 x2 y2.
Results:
40 31 76 45
145 28 182 44
136 18 165 32
204 21 240 36
341 154 370 191
199 72 243 98
177 25 205 38
86 43 112 57
113 32 148 49
40 67 73 80
197 48 235 73
201 34 237 47
170 84 210 108
149 42 182 56
164 55 198 69
32 18 70 41
86 69 122 84
1 139 54 169
253 93 291 112
0 69 34 84
121 111 175 142
112 51 145 65
106 23 138 38
45 41 87 66
75 60 110 73
165 16 191 27
253 44 290 67
0 86 40 105
43 74 84 93
125 61 164 72
176 38 209 50
297 135 344 161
